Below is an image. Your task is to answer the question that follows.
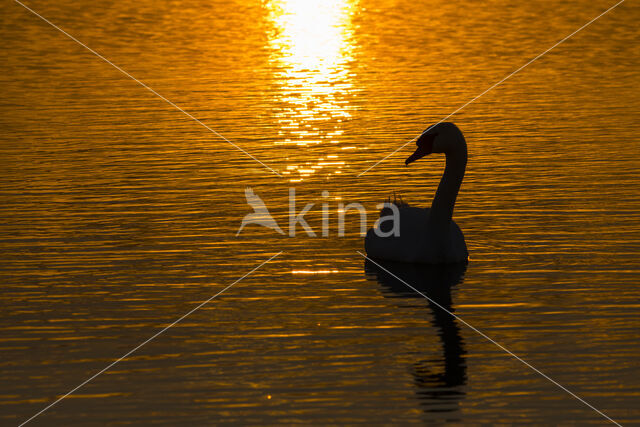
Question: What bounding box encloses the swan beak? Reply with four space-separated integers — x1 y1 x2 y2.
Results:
405 132 437 166
405 149 425 165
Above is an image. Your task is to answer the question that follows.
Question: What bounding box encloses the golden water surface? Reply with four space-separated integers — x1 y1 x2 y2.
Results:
1 0 639 424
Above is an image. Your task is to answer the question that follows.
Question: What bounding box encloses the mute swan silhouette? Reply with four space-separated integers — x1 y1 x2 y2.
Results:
365 122 468 263
236 187 284 235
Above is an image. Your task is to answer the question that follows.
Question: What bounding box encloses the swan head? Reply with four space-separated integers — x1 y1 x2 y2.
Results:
405 122 464 166
405 128 438 166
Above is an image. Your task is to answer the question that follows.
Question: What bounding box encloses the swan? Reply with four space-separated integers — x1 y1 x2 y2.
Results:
365 122 468 263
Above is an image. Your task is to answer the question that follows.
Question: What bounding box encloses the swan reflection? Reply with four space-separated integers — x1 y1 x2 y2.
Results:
364 259 467 416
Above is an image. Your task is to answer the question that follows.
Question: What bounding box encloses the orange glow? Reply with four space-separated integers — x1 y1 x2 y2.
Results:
291 269 340 274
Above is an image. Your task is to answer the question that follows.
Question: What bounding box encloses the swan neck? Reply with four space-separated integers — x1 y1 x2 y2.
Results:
429 138 467 227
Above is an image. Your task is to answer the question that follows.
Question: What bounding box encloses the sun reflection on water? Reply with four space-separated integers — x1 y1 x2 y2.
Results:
266 0 358 181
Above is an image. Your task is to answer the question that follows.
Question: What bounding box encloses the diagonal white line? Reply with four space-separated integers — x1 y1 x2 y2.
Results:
358 251 621 426
19 251 283 426
13 0 282 177
357 0 625 177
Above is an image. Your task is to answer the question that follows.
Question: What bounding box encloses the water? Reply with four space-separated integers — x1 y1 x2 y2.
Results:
1 0 639 424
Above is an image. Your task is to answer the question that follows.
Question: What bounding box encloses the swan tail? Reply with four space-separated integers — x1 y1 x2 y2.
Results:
386 192 410 209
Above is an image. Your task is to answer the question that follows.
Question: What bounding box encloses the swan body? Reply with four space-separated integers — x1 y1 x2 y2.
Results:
365 122 468 264
365 207 467 263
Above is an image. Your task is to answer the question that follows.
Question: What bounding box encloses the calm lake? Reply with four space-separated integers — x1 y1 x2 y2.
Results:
1 0 639 424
